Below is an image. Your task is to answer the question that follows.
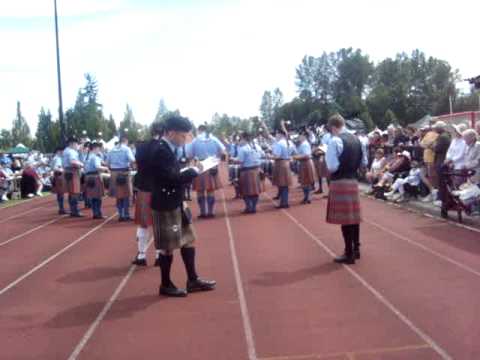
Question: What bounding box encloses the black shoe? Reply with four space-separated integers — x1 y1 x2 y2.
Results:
70 213 84 218
276 205 289 209
58 210 67 215
334 255 355 265
159 285 188 297
314 189 323 194
206 214 215 219
354 251 361 260
273 196 280 200
132 257 147 266
154 257 160 267
123 216 133 222
118 217 125 222
441 209 448 219
187 278 216 293
301 199 311 205
93 215 106 220
197 214 208 219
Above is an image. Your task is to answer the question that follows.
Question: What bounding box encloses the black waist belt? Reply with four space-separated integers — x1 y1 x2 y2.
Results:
111 168 129 172
275 159 290 161
85 171 99 175
298 158 312 161
64 167 76 172
240 166 260 171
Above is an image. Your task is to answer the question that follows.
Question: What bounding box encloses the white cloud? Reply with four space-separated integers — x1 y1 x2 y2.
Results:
1 0 479 135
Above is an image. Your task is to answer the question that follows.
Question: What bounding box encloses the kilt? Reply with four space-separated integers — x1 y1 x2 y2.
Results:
326 179 362 225
298 159 316 186
134 191 153 228
52 172 67 195
109 170 132 200
272 159 292 187
313 156 329 178
84 174 105 199
239 167 263 196
64 169 81 195
152 208 196 251
192 171 222 192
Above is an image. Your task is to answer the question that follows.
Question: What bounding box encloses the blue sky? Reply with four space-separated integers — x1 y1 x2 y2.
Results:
1 0 478 134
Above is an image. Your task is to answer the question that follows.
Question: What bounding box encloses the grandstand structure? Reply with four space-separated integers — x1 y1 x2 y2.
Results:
433 111 479 128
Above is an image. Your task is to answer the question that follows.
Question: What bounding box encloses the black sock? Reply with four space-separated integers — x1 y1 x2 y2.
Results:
352 224 360 253
159 254 174 287
181 247 198 281
341 225 354 257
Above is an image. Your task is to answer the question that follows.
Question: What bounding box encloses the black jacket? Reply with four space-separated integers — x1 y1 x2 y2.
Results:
134 140 157 192
150 139 198 211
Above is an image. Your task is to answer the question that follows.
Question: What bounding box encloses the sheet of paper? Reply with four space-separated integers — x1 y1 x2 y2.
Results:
199 157 220 173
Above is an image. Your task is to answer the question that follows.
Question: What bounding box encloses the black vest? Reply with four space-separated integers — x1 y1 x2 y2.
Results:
134 140 157 192
330 132 362 181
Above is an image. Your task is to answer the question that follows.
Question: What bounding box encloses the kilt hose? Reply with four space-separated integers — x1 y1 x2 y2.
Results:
109 170 132 200
84 174 105 199
64 169 81 195
134 191 153 227
239 167 263 197
52 172 67 195
152 208 196 251
298 159 316 187
272 159 292 187
192 171 222 192
326 179 362 225
313 155 329 179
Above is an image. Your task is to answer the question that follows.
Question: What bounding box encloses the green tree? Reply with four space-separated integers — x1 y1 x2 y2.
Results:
11 101 31 146
260 91 274 128
119 104 142 143
154 99 169 123
0 129 13 150
35 108 58 153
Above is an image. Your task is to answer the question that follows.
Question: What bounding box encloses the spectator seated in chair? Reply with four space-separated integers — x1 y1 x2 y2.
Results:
0 162 14 202
365 148 387 194
384 160 423 203
374 149 411 189
20 162 43 198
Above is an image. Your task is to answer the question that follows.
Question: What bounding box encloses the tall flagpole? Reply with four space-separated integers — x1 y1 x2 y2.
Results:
54 0 65 143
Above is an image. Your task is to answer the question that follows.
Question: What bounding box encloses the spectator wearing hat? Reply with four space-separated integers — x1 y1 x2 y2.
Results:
420 125 439 188
445 124 468 170
463 129 480 185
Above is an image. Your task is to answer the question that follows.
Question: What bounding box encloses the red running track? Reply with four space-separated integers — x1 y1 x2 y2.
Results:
1 172 479 360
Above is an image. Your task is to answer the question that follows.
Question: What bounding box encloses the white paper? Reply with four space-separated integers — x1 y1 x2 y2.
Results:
199 157 220 173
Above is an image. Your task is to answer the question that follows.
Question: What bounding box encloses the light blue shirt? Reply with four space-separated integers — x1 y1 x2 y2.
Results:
50 155 63 171
272 138 291 160
237 144 261 168
326 131 368 173
296 140 312 157
107 144 135 169
322 133 333 146
62 147 80 168
188 133 225 160
85 154 103 173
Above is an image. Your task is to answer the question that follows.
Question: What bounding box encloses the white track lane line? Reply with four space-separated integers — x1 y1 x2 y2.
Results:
0 206 50 224
222 190 258 360
267 196 452 360
0 194 53 211
364 218 480 278
67 238 153 360
0 215 67 247
0 214 117 296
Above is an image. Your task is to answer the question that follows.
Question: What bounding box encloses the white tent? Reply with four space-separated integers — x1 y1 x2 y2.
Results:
104 136 118 151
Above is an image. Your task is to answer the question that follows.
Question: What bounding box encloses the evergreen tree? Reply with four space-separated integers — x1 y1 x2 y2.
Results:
35 108 57 153
0 129 13 150
11 101 31 147
154 99 169 122
119 104 141 143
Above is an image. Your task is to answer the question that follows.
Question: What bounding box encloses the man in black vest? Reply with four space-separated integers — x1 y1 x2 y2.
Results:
325 114 367 265
150 115 216 297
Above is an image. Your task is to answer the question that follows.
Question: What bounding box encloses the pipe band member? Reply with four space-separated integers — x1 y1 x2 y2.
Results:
149 115 216 297
131 122 164 267
188 125 226 219
51 146 66 214
84 143 109 219
294 131 316 204
63 137 84 217
325 114 368 265
272 129 293 209
107 135 136 222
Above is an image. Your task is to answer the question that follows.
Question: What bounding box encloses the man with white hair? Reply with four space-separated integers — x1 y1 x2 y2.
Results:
445 124 468 170
463 129 480 185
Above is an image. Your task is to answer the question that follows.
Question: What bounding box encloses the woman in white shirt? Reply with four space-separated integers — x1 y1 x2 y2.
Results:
366 148 387 191
445 124 467 170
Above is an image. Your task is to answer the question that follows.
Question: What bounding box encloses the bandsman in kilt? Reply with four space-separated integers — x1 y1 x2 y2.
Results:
294 131 316 204
271 130 293 209
325 114 368 265
50 146 67 215
62 137 84 217
188 125 226 219
228 135 242 200
150 115 216 297
131 123 164 267
84 143 109 219
107 136 136 222
234 132 264 214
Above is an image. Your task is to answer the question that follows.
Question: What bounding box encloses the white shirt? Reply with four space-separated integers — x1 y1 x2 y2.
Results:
446 137 467 169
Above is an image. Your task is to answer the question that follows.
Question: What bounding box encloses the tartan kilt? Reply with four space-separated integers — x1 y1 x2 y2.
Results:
313 156 329 178
52 172 67 195
134 191 153 227
239 167 263 196
298 159 316 186
272 160 292 187
192 171 222 192
64 169 81 195
109 171 132 199
326 179 362 225
85 174 105 199
152 208 196 251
